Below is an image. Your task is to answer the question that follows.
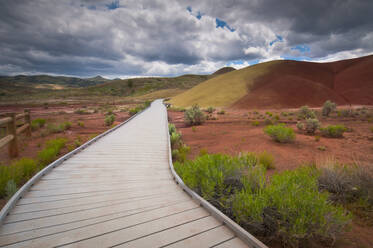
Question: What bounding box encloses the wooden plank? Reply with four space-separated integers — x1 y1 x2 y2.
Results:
1 202 202 248
0 201 189 246
2 194 193 233
116 216 221 247
0 117 11 126
0 134 13 148
25 181 175 197
6 191 187 223
213 237 249 248
30 178 172 191
18 183 181 204
165 225 235 248
15 113 26 120
12 188 181 213
16 124 29 135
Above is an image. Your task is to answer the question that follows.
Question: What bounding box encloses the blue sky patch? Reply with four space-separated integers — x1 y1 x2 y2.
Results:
216 18 235 32
227 59 260 67
196 11 203 19
291 44 311 53
281 55 311 61
106 0 120 10
269 35 283 46
187 6 203 20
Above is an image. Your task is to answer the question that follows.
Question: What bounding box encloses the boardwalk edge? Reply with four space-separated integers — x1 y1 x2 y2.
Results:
164 101 268 248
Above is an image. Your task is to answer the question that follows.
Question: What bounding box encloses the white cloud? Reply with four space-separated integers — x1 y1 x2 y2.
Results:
0 0 372 77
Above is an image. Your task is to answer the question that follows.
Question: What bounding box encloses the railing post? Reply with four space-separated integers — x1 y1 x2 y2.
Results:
7 113 18 157
24 109 31 136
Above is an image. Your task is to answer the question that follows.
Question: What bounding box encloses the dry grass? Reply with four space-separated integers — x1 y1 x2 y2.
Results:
169 60 280 108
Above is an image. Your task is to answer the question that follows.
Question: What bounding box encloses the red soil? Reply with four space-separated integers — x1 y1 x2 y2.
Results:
232 55 373 109
0 104 130 165
169 110 373 173
168 109 373 248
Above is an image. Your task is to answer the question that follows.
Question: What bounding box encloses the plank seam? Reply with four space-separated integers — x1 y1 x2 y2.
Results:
0 200 194 246
53 207 204 248
159 224 225 248
4 193 187 224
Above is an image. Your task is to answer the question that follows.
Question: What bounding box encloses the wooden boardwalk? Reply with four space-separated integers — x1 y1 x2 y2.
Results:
0 100 263 248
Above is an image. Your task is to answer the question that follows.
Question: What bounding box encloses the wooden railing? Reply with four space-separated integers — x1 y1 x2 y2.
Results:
0 110 31 157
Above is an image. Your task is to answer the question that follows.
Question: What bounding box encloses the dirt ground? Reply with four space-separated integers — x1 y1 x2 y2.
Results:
0 103 132 165
168 108 373 248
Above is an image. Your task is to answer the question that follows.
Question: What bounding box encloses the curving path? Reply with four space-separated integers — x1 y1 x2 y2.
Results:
0 100 259 248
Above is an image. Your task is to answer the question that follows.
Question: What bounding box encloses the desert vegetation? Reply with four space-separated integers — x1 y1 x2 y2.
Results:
174 153 352 247
168 102 373 247
184 104 206 126
264 124 295 143
0 137 66 199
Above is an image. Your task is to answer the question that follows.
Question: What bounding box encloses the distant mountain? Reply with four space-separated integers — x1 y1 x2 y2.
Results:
212 67 236 76
169 54 373 108
0 74 110 88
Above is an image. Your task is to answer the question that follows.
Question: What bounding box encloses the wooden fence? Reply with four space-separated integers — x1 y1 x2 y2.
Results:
0 110 31 157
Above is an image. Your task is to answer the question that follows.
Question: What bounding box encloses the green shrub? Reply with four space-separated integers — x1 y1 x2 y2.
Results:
174 154 250 207
104 114 115 126
63 121 72 130
46 121 71 133
170 131 182 149
144 100 151 108
172 144 190 163
298 105 316 119
0 158 38 197
252 121 260 126
318 146 326 151
129 108 139 116
184 105 205 126
206 106 215 114
5 180 17 199
315 135 320 142
77 121 85 127
168 123 176 134
322 100 337 117
199 148 208 156
304 118 321 135
31 118 46 130
257 151 275 169
264 124 295 143
233 166 350 247
296 121 304 131
265 111 273 117
38 138 67 167
320 125 346 138
217 110 225 115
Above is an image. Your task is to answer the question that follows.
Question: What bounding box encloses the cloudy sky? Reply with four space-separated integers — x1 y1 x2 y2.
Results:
0 0 372 78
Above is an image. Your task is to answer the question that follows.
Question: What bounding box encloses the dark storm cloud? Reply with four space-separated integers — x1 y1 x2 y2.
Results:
0 0 372 77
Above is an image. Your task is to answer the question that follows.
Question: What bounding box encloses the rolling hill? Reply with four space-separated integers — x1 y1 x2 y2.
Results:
0 75 110 88
169 55 373 109
0 67 235 102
